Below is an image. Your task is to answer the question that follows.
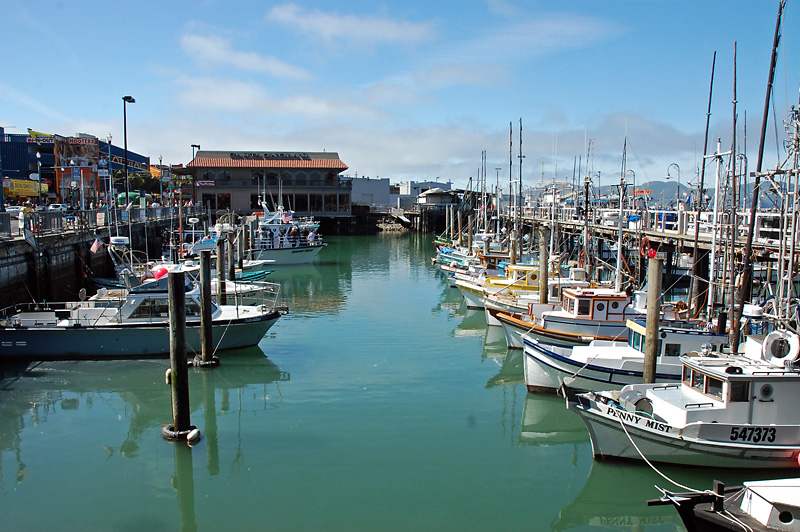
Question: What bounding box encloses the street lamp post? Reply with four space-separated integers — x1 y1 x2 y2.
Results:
35 151 42 205
666 163 681 209
122 96 135 270
191 144 200 210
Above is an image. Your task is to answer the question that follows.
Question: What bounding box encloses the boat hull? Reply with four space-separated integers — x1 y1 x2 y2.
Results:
567 392 800 469
252 244 325 265
0 311 281 359
523 336 682 394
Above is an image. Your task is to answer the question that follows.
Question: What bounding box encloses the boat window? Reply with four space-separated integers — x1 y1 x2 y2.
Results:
729 381 750 402
577 299 590 315
691 370 704 391
664 343 681 357
186 300 201 317
596 302 605 312
129 299 170 319
682 366 692 384
611 301 620 310
705 376 723 399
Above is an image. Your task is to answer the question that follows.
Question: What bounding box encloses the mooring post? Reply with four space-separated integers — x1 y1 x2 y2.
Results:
467 214 473 252
227 233 235 282
643 257 663 383
216 237 227 305
539 226 549 304
163 270 199 442
194 250 219 368
457 210 463 248
237 227 245 270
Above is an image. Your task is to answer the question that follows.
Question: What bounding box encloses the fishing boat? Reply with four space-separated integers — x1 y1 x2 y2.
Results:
0 274 285 359
484 267 592 325
648 477 800 532
564 329 800 468
492 287 649 349
523 319 729 393
249 229 326 265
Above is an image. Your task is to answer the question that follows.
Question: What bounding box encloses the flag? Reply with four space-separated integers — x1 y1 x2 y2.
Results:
282 211 293 223
90 238 103 253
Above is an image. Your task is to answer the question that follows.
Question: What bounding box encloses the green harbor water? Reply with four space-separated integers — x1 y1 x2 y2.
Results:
0 234 773 531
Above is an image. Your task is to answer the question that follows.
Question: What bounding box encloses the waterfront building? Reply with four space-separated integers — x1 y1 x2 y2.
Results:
0 126 149 208
186 150 351 216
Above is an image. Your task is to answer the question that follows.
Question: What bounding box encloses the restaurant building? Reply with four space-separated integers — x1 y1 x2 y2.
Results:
186 150 351 216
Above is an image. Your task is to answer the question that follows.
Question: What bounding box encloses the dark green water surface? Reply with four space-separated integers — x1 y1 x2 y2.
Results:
0 234 767 531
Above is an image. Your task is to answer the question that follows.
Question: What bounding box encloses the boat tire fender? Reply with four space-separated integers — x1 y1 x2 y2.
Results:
162 424 198 442
192 354 220 368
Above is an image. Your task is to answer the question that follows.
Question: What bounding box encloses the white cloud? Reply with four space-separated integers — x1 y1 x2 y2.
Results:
266 3 435 46
0 82 72 123
180 34 313 81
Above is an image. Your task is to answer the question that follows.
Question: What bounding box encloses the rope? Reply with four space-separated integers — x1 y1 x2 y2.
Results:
614 409 706 494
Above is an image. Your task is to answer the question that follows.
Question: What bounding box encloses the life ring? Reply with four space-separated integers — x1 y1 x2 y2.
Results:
762 330 800 367
639 237 651 257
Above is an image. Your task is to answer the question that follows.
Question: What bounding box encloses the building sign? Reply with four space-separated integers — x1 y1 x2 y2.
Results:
196 180 216 187
3 178 49 197
633 189 651 195
229 152 311 160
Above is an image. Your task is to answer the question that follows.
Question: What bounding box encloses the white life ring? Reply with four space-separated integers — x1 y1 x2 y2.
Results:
762 330 800 367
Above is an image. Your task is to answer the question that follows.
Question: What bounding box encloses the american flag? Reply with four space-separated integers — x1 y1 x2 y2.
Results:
90 238 103 253
282 211 293 223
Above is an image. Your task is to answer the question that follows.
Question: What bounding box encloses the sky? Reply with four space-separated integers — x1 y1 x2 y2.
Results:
1 0 798 192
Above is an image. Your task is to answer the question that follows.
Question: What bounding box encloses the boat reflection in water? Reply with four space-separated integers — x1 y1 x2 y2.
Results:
0 346 288 526
519 392 588 447
485 347 523 388
552 461 683 531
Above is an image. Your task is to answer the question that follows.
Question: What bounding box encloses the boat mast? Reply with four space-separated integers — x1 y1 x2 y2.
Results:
518 118 524 255
732 0 784 351
727 43 739 338
689 52 716 318
615 138 627 293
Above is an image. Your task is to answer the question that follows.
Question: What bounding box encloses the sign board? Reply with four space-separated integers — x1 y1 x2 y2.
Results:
196 180 215 187
98 169 109 177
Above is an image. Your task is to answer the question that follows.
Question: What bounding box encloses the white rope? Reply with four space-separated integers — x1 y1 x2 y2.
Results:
614 408 706 494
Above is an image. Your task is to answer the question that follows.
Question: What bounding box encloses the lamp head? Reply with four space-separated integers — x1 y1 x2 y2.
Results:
122 95 135 103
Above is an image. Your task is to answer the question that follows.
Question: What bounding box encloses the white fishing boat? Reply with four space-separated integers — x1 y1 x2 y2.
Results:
492 287 649 349
250 232 326 264
649 477 800 532
565 329 800 468
454 263 541 310
0 274 285 359
523 319 729 393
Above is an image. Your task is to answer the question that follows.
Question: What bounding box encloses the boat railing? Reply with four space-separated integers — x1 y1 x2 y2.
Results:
251 233 324 250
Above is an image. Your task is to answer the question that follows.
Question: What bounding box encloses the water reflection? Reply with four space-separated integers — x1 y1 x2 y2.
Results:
0 347 288 489
552 461 682 531
485 348 523 388
519 392 588 447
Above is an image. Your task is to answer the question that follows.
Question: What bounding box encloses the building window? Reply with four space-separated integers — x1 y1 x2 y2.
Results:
324 194 337 212
251 170 264 182
338 193 350 212
295 171 307 186
219 170 231 181
295 194 308 212
201 170 216 180
310 194 323 212
250 194 262 210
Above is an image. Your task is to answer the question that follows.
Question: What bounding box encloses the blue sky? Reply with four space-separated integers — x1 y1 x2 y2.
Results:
1 0 797 191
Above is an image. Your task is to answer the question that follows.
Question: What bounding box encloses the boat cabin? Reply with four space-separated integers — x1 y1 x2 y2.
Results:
559 287 632 322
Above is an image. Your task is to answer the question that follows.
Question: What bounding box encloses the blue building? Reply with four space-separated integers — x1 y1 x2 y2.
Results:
0 126 149 209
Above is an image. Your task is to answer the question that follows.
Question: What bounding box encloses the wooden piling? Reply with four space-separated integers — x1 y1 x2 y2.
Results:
195 250 219 367
643 257 662 384
539 226 549 304
162 270 196 441
216 238 227 305
227 234 235 282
